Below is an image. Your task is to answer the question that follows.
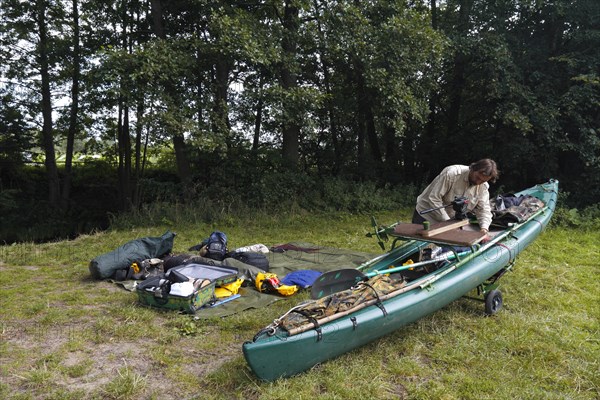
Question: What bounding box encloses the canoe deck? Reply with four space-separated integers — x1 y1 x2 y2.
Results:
393 220 486 246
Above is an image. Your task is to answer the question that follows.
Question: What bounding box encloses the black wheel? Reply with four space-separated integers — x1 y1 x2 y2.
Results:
484 289 503 315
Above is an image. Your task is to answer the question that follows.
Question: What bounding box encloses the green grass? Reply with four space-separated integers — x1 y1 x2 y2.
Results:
0 209 598 399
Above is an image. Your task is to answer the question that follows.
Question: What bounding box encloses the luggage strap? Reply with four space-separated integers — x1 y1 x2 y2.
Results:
291 309 323 341
359 281 388 317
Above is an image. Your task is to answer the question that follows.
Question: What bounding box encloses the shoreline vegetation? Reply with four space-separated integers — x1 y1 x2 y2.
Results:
3 167 600 246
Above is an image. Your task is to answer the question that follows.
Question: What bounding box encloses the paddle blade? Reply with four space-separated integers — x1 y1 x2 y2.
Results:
310 269 366 299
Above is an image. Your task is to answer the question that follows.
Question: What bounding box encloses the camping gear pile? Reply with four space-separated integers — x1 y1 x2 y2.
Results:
88 230 305 314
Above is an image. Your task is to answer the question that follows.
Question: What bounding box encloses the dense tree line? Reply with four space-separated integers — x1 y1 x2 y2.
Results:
1 0 598 240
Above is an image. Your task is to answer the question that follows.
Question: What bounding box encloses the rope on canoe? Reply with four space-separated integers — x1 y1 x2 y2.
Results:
252 303 307 341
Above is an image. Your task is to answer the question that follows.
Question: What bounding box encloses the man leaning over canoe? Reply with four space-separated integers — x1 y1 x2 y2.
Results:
412 159 500 242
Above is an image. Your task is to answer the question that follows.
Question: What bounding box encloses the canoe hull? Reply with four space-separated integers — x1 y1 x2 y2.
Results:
243 180 558 381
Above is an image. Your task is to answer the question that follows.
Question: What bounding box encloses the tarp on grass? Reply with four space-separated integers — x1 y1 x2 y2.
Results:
197 242 378 318
118 242 377 318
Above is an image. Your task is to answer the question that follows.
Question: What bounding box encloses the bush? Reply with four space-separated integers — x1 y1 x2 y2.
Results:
107 173 418 229
312 179 416 212
0 163 118 243
4 150 596 243
551 205 600 230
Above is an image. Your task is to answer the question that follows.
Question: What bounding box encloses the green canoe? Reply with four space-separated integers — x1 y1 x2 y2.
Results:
243 180 559 381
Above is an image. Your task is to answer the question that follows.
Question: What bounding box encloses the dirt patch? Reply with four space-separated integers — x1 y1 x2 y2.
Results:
62 343 170 393
1 314 237 399
390 383 409 399
0 255 253 400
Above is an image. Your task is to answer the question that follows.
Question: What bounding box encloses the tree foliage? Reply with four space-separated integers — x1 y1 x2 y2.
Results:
0 0 598 240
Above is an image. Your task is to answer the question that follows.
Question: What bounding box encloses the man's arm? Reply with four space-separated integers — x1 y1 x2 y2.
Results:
417 168 456 222
473 186 492 231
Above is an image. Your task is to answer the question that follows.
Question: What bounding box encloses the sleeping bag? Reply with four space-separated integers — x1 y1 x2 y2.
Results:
89 231 176 280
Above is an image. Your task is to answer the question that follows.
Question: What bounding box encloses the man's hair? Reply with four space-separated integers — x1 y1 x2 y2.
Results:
470 159 499 183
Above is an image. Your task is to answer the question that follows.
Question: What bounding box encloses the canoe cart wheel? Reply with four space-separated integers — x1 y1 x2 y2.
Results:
484 289 503 315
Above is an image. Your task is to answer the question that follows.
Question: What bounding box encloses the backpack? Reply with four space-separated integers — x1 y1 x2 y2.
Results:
204 231 228 261
226 251 270 271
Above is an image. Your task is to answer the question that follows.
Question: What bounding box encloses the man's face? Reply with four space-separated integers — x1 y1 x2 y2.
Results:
469 170 492 186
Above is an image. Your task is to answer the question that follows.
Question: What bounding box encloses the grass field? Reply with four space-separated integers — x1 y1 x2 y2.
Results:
0 209 598 399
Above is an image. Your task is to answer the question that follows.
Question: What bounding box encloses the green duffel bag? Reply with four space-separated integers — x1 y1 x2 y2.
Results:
89 231 176 280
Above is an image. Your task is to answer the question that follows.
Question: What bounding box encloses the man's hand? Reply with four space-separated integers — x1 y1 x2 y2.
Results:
480 228 491 243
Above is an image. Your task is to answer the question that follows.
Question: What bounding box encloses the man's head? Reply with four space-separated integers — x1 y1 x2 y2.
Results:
469 159 499 185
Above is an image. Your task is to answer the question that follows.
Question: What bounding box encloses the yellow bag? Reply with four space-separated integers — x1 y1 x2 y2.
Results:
215 278 244 298
275 284 298 296
255 272 298 296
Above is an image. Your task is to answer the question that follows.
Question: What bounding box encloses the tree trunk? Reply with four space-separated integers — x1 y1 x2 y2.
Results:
253 76 264 152
364 104 381 165
313 0 340 171
150 0 165 38
446 0 471 137
354 63 382 168
213 58 232 148
62 0 80 210
356 110 366 174
117 2 132 210
173 134 191 182
150 0 191 183
348 67 367 174
431 0 438 31
383 121 399 181
280 1 300 170
400 126 417 182
133 96 144 207
37 0 60 207
420 0 439 181
196 38 204 132
117 99 132 210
